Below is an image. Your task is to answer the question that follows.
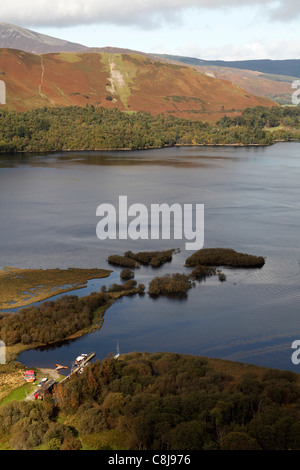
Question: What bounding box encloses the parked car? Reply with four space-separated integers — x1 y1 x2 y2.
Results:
38 378 48 387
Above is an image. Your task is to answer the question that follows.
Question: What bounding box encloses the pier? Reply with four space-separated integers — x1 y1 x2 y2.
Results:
60 352 96 384
26 352 96 400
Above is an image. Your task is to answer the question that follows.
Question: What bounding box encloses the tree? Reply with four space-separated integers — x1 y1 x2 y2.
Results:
165 420 209 450
221 432 260 450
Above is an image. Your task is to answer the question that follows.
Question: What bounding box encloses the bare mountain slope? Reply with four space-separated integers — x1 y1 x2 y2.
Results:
0 23 88 54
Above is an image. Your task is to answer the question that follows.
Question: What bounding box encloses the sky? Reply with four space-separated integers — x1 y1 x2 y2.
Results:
1 0 300 60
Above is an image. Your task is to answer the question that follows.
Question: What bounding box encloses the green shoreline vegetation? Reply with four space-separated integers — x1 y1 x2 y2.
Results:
0 105 299 153
0 285 145 363
2 352 300 450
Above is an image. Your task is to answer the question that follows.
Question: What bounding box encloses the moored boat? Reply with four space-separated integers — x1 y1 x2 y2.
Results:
75 353 88 366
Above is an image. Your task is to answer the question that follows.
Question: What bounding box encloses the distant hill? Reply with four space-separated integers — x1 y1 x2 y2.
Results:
191 66 297 106
154 54 300 79
0 23 88 54
0 48 275 121
152 54 300 105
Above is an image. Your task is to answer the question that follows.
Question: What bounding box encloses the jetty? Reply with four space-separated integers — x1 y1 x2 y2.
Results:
26 352 96 400
60 352 96 384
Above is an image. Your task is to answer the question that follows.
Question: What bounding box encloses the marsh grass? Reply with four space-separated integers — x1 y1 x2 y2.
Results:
0 267 112 310
0 363 25 403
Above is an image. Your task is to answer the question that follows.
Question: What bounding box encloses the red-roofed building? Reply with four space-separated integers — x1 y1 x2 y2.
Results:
24 370 36 383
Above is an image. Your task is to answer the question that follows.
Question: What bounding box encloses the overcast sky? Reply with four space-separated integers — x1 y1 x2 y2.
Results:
2 0 300 60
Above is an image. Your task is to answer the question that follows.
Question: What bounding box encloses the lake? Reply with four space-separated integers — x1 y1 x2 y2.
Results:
1 143 300 372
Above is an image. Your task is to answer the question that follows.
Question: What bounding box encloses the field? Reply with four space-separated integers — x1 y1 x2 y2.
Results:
0 363 25 403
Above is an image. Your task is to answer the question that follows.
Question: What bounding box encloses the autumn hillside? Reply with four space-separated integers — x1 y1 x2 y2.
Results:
0 49 276 121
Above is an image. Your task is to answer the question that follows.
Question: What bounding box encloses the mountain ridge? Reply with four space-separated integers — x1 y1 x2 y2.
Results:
0 22 88 54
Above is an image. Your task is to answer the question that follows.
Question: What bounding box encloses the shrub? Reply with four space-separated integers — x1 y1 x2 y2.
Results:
123 280 137 290
107 255 138 268
125 250 175 267
148 273 192 296
120 269 135 280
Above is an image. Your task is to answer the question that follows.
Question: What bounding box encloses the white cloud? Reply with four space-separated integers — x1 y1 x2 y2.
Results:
178 38 300 61
1 0 299 28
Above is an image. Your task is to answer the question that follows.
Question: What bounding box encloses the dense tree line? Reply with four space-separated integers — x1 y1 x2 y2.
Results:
49 352 300 450
0 105 299 153
0 284 145 351
2 352 300 450
0 293 110 347
0 399 82 450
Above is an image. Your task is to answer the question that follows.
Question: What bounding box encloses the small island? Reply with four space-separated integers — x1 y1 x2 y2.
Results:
124 249 177 267
148 273 192 297
107 255 139 269
185 248 265 268
120 269 135 280
108 249 177 268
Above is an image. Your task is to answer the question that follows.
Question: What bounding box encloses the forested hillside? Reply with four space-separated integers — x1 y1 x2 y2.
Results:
2 352 300 450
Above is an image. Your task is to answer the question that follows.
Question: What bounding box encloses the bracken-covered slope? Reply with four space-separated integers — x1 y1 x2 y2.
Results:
197 65 297 106
0 49 276 121
153 53 300 105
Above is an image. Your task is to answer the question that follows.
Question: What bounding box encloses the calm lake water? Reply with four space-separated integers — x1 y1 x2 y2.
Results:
1 143 300 372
